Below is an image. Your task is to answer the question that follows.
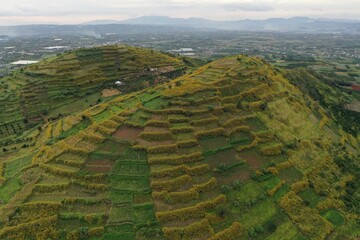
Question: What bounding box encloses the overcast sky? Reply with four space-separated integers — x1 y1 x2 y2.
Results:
0 0 359 25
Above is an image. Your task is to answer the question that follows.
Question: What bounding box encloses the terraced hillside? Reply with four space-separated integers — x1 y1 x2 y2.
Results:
0 54 359 240
0 45 186 142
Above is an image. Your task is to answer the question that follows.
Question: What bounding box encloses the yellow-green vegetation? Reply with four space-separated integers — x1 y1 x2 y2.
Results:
0 48 359 240
0 45 186 147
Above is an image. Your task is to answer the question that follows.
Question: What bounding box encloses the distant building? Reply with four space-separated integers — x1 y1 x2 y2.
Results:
169 47 195 56
115 81 124 86
11 60 39 65
179 48 194 52
44 46 69 50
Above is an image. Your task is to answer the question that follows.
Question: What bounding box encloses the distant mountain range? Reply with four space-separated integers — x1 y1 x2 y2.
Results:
0 16 359 37
83 16 360 33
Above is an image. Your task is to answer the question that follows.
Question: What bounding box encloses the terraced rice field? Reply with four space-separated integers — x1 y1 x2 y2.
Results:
0 54 357 240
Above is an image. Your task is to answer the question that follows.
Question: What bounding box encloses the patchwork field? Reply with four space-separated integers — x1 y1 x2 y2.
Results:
0 50 359 240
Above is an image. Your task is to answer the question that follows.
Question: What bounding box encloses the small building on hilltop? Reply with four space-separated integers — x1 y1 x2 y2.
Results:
115 81 124 86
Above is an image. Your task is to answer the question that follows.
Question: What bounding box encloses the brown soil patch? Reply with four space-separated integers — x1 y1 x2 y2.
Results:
84 165 112 173
113 126 142 141
234 169 251 181
137 139 175 147
241 152 263 170
151 115 166 121
102 88 120 98
85 160 114 173
87 160 113 166
144 126 169 132
206 148 238 169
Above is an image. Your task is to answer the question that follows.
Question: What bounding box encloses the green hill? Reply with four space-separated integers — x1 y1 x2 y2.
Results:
0 45 187 142
0 50 359 240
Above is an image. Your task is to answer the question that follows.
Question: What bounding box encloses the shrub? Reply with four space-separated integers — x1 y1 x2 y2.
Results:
223 103 237 113
162 219 214 240
209 222 244 240
237 139 258 152
191 117 219 126
33 183 70 192
151 174 192 191
140 131 173 141
252 130 274 143
268 180 285 196
156 195 226 222
168 117 189 123
276 160 294 171
150 164 209 178
101 119 119 129
221 185 231 194
170 127 194 134
153 188 199 204
148 152 203 165
188 164 210 175
88 226 105 237
195 128 225 139
177 139 198 148
223 115 255 127
145 120 170 128
279 191 333 239
194 177 217 193
229 126 250 136
248 101 266 111
151 165 188 178
290 180 309 193
260 143 283 156
148 144 178 154
0 215 59 239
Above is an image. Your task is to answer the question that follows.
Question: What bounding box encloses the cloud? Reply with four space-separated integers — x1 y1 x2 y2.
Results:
223 1 274 12
0 0 359 25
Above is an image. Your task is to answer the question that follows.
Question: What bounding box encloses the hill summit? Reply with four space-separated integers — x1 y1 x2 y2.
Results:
0 51 359 239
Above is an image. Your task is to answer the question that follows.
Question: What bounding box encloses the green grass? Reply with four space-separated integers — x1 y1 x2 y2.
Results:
261 176 281 191
92 110 112 123
230 181 264 205
125 110 150 127
109 105 124 114
265 221 304 240
109 176 150 192
4 155 33 179
104 232 135 240
321 209 345 227
245 117 268 131
108 190 134 204
199 136 229 150
298 188 322 208
239 198 278 229
273 184 290 201
132 203 157 223
0 175 22 203
143 97 168 110
1 52 358 240
94 139 129 155
108 206 132 223
277 167 303 185
51 118 91 143
111 162 149 175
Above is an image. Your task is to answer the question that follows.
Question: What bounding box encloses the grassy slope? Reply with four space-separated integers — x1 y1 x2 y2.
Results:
0 45 186 142
284 68 360 137
0 54 358 240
